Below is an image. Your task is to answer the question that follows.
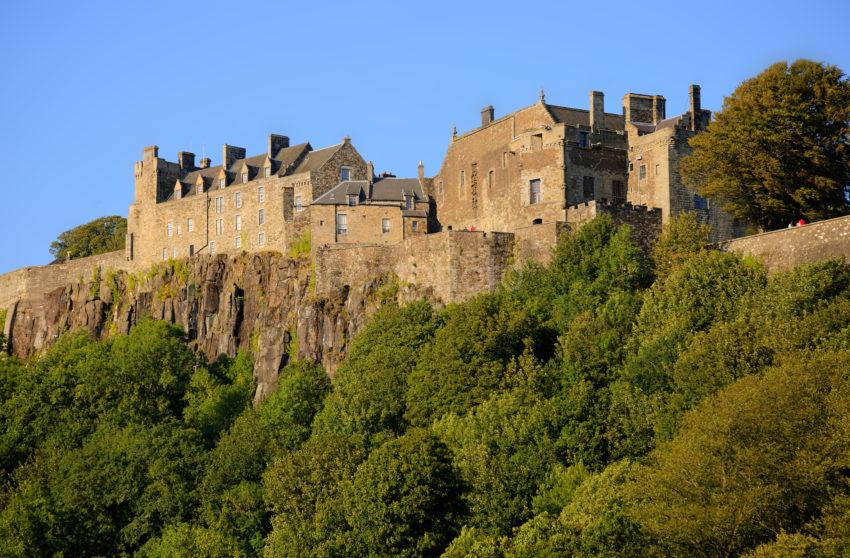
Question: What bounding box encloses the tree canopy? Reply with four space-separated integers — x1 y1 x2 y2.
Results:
680 59 850 230
49 215 127 261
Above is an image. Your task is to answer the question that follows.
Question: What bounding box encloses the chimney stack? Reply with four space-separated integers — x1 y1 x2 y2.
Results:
222 144 246 170
178 151 195 171
689 84 702 131
143 145 159 161
481 105 494 127
200 157 211 169
367 161 374 185
589 91 604 131
418 160 425 184
268 134 289 157
652 95 666 124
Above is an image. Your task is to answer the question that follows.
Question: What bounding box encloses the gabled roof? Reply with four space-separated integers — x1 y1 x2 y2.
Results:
545 104 626 130
313 177 427 206
291 143 343 174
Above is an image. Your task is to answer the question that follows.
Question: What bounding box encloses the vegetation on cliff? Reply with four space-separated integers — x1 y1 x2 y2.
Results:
3 213 850 556
681 59 850 231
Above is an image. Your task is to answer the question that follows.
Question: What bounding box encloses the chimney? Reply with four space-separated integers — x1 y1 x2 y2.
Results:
222 144 246 170
652 95 666 124
199 157 211 169
143 145 159 161
342 135 351 145
689 84 702 131
481 105 494 127
366 161 374 185
178 151 195 171
589 91 604 130
268 134 289 157
418 160 425 183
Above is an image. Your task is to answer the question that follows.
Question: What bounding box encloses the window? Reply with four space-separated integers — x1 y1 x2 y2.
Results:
264 167 271 178
613 180 626 203
235 214 242 231
639 165 647 181
488 170 494 190
336 213 348 235
578 131 589 148
583 176 595 199
405 194 414 210
258 186 265 202
629 162 634 172
529 179 541 204
189 244 194 256
167 222 173 237
215 197 223 213
438 180 444 195
295 194 303 212
382 218 390 233
502 151 509 168
241 172 248 184
235 192 242 209
215 218 223 236
655 163 661 177
694 194 710 210
258 232 266 246
348 194 357 207
412 221 419 232
187 218 194 232
162 248 167 261
459 170 465 195
210 241 216 255
219 178 225 188
235 236 241 249
258 208 265 225
177 224 182 236
531 133 543 151
172 246 177 259
340 167 351 181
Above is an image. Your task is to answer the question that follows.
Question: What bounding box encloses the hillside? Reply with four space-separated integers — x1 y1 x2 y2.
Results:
2 214 850 556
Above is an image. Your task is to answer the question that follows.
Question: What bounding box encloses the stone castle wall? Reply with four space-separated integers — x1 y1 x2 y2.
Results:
0 250 132 311
314 230 516 304
720 215 850 273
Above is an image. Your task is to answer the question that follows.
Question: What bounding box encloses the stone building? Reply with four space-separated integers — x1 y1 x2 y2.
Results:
430 85 738 241
624 85 744 240
311 162 430 247
126 135 367 265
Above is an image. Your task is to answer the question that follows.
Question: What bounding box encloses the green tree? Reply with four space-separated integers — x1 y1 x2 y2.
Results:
49 215 127 261
680 60 850 230
631 352 850 557
651 212 711 281
337 429 466 557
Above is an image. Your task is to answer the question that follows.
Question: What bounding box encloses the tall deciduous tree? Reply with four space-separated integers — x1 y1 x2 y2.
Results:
49 215 127 261
680 60 850 230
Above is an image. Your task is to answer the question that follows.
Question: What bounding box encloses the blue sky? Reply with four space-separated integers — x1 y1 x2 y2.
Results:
1 0 848 273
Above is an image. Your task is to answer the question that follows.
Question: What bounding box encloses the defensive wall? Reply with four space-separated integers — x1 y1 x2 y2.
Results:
719 214 850 273
315 230 515 303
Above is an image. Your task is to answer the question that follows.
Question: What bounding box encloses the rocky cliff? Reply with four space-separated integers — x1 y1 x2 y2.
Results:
4 252 418 400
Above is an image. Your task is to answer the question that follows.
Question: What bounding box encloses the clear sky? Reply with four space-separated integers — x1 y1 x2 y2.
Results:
1 0 848 273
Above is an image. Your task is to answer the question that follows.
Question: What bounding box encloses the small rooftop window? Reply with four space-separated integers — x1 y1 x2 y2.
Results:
340 167 351 182
405 194 414 210
348 194 357 207
241 172 248 184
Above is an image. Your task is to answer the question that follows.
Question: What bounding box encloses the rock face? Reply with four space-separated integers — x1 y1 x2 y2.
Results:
5 253 406 400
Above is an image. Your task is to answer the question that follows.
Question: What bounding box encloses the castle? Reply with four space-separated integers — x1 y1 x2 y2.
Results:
125 84 743 269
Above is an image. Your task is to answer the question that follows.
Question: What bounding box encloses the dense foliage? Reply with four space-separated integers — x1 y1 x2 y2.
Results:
680 59 850 230
4 213 850 556
49 215 127 261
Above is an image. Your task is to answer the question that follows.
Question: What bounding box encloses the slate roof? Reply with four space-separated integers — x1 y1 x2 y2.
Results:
545 104 626 131
313 177 427 206
162 141 329 202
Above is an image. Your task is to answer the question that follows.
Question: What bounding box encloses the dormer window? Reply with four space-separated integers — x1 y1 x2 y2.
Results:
241 172 248 184
264 167 271 178
348 194 357 207
340 167 351 182
404 194 414 210
219 178 226 188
